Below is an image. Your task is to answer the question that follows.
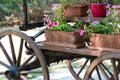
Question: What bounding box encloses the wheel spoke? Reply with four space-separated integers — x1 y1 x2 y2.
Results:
111 59 118 80
17 38 24 67
8 35 16 65
96 66 102 80
117 61 120 74
101 63 112 76
0 30 49 79
0 72 5 75
19 54 35 70
20 70 42 74
0 42 13 65
0 60 10 69
77 59 89 76
98 64 110 80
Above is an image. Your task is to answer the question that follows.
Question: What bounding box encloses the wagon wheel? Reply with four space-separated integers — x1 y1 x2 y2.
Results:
66 57 92 80
0 30 49 80
84 53 120 80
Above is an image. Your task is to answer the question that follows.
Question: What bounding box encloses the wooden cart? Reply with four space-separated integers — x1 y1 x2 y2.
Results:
0 0 120 80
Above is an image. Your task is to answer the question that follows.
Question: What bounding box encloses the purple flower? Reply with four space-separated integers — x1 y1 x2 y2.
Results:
79 30 84 36
92 21 99 26
106 10 110 16
106 4 112 8
48 22 53 28
85 17 90 22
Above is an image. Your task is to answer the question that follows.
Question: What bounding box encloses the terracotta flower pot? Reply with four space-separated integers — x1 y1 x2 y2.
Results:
90 3 106 17
90 33 120 49
44 30 85 48
63 5 89 17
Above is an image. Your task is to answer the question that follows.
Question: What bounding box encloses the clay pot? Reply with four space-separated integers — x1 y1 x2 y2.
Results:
63 5 89 17
90 3 106 17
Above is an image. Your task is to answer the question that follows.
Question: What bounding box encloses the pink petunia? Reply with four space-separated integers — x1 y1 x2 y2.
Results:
53 21 58 26
79 30 84 36
44 14 49 22
46 16 49 22
85 17 90 22
106 10 110 16
48 22 53 28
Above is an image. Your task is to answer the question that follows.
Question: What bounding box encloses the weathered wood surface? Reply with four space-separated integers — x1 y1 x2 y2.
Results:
37 42 120 57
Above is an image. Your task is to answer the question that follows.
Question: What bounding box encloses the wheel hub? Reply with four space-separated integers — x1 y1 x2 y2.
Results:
5 66 20 79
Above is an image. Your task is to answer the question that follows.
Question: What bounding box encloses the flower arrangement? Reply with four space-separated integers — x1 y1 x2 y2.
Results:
82 5 120 50
44 8 73 32
44 9 88 48
44 8 89 36
84 6 120 35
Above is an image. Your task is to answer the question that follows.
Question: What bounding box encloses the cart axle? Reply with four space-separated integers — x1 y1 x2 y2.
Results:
5 66 20 79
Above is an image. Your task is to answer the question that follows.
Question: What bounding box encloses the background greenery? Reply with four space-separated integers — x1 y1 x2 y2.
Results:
0 0 60 27
0 0 114 27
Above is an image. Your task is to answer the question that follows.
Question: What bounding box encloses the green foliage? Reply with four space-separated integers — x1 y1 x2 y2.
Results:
60 0 89 8
0 0 49 15
90 0 104 3
112 0 120 5
48 23 72 32
0 0 22 15
74 21 90 30
46 8 73 32
54 8 66 24
85 22 115 34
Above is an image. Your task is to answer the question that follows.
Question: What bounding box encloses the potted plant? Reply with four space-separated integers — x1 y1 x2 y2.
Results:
84 8 120 50
90 0 106 17
44 9 89 48
60 0 89 17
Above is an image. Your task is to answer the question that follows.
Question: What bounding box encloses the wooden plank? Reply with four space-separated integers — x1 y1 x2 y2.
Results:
87 46 120 52
43 41 85 49
36 42 111 57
